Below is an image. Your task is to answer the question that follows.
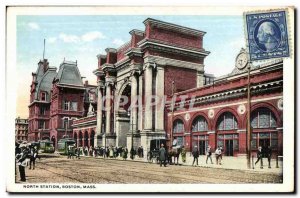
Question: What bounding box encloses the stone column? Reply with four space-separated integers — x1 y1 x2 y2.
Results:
138 74 143 131
105 83 112 135
130 74 138 132
155 66 164 131
144 63 153 131
95 81 104 147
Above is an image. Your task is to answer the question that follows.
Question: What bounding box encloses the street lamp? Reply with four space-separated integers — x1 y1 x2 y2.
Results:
246 65 252 169
127 109 134 160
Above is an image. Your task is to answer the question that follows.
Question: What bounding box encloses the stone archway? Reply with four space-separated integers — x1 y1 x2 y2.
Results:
79 131 83 147
90 130 95 147
115 83 131 147
84 131 89 147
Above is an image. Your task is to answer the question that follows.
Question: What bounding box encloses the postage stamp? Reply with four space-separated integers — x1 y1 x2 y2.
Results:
244 10 290 61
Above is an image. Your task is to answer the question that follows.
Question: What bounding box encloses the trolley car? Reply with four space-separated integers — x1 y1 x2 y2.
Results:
39 140 55 153
57 137 76 155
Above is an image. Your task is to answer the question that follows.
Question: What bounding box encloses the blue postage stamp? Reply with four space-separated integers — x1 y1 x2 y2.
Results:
245 10 289 61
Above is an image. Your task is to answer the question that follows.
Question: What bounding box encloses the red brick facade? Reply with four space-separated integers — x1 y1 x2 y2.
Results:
166 60 283 157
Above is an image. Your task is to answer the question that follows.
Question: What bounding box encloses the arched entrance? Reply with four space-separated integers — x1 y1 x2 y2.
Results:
173 119 185 147
84 131 89 147
191 115 208 155
216 112 239 156
250 107 278 157
90 130 95 147
115 83 131 147
79 131 83 147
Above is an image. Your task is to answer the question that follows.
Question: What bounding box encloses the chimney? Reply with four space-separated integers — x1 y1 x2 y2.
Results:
84 80 89 86
32 73 37 82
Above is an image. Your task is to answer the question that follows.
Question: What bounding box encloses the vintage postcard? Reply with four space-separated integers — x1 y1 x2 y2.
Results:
6 6 295 193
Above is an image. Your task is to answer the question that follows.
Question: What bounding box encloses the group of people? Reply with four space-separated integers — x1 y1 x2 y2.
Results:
191 145 222 166
67 145 145 160
15 143 38 182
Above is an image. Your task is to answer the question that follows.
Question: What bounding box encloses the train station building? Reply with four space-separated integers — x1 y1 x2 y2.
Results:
71 18 283 157
27 18 283 157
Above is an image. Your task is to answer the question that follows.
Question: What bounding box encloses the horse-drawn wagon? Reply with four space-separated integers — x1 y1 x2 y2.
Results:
147 139 167 163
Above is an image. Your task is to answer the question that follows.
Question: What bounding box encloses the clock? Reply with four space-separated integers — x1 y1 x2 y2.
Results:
235 52 248 70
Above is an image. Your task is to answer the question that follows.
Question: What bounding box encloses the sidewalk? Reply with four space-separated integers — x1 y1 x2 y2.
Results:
78 152 283 175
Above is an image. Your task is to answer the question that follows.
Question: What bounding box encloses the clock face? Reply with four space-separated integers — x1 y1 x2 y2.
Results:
235 52 248 70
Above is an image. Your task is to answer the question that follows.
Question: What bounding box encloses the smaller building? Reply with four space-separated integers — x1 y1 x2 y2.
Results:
15 117 29 141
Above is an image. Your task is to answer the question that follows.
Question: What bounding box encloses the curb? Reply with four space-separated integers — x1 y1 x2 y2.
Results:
76 155 282 174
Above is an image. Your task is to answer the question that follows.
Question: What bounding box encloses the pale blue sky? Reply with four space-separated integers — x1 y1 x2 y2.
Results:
16 15 245 117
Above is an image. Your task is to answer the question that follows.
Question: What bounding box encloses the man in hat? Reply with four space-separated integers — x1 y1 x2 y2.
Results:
159 144 167 167
192 145 199 166
255 146 263 168
29 146 38 170
16 144 29 182
206 145 213 164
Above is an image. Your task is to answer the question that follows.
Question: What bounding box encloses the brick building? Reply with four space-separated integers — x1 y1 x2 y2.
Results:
15 117 29 141
72 18 283 157
28 59 95 147
72 18 216 152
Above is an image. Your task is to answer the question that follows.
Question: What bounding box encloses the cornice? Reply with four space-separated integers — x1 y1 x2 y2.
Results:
143 18 206 37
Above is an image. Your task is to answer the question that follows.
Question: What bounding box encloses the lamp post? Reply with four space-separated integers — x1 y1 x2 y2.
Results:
128 109 135 160
246 65 252 169
235 49 251 169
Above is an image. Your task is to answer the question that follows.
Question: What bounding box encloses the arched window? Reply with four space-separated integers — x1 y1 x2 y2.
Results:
251 107 277 128
173 119 184 133
192 116 208 132
217 112 238 130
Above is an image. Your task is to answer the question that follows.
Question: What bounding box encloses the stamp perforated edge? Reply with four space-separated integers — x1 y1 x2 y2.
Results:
243 7 294 62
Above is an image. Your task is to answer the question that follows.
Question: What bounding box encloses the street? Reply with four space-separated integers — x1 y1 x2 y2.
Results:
16 155 283 184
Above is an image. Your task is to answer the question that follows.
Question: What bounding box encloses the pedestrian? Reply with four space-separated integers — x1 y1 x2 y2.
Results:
75 147 81 159
255 146 263 168
16 144 29 182
141 146 144 158
267 146 272 168
29 146 38 170
122 147 128 160
206 145 213 164
215 147 222 165
109 146 114 158
84 146 88 156
192 145 199 166
181 146 186 163
67 144 72 159
159 144 167 167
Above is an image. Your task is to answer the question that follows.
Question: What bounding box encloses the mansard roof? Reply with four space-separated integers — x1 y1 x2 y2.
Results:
54 60 84 88
35 60 47 82
35 67 57 101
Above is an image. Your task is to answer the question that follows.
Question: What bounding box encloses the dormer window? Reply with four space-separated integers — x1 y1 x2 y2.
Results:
41 92 46 101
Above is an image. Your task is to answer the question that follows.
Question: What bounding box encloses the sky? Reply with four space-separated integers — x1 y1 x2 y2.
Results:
16 15 245 118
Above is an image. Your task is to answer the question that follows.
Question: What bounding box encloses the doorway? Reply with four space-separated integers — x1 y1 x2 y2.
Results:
259 139 270 157
225 140 234 156
199 140 206 155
